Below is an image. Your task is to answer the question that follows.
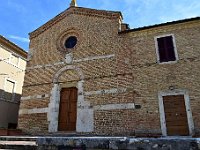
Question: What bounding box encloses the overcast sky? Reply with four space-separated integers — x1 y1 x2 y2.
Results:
0 0 199 51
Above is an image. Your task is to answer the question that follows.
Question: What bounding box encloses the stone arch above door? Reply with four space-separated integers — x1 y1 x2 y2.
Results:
53 65 84 83
48 65 93 133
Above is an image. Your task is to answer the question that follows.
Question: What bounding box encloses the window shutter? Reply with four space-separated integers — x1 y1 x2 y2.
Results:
157 36 176 63
165 36 176 61
157 37 167 62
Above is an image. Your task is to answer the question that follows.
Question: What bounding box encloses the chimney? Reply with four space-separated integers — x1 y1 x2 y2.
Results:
121 23 130 32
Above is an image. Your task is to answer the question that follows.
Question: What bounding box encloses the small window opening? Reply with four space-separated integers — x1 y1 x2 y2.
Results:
156 35 177 63
65 36 77 49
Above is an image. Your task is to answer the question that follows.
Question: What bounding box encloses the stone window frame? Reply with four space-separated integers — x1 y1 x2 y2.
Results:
154 34 179 64
158 89 194 136
48 65 94 133
56 29 81 54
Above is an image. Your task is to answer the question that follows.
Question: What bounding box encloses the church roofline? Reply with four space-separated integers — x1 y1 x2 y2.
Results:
119 17 200 34
29 6 123 39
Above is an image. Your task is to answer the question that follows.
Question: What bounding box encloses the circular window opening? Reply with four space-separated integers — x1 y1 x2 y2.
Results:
65 36 77 49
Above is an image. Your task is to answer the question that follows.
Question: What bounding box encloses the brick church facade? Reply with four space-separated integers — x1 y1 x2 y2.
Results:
18 0 200 136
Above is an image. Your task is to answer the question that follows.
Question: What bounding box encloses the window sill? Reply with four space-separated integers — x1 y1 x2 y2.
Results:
157 60 178 65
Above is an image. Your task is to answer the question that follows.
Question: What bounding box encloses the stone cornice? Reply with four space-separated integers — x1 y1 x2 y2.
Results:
29 7 122 39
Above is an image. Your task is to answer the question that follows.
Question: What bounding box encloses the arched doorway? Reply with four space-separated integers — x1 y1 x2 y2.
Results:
48 65 94 133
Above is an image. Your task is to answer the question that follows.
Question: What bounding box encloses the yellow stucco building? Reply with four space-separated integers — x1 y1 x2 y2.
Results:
0 35 27 129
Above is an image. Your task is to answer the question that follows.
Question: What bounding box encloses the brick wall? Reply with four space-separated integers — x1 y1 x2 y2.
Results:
18 6 200 136
127 20 200 136
18 113 48 134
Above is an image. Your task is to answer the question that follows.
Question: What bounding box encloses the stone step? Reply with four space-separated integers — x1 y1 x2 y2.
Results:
0 136 37 141
0 140 37 150
36 136 200 150
0 136 200 150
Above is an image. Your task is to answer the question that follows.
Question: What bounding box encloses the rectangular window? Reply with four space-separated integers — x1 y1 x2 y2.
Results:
4 79 15 101
156 35 177 63
0 47 10 62
10 54 19 66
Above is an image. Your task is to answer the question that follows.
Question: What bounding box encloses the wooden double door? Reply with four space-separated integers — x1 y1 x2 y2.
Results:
58 87 77 132
163 95 189 136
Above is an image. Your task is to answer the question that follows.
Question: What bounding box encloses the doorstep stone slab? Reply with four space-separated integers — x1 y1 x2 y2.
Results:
0 141 37 146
